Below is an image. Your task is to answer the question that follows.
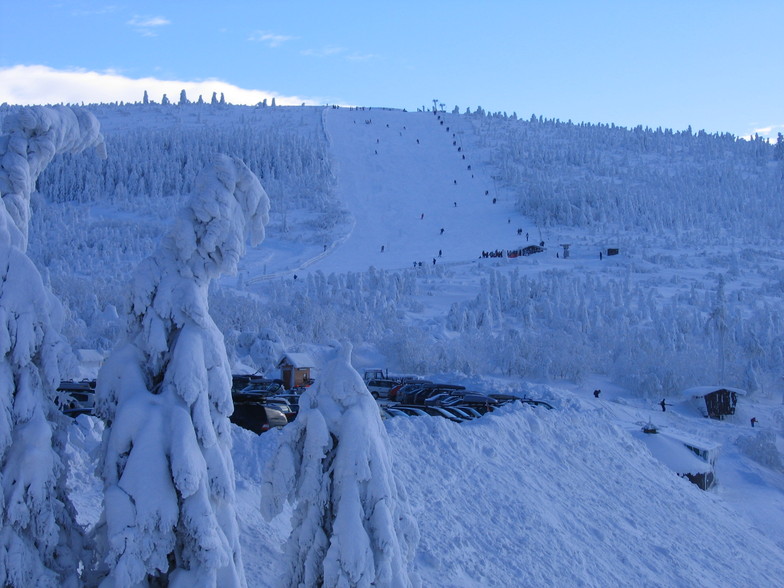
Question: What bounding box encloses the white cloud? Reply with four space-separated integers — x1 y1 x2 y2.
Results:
301 46 378 62
301 46 347 58
128 15 171 36
248 31 297 48
72 5 121 17
741 124 784 141
0 65 321 107
128 16 170 27
346 52 379 62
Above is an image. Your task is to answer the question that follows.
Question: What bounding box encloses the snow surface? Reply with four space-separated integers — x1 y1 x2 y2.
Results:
6 101 783 586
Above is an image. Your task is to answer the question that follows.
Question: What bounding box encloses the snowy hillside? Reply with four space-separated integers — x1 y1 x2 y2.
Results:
3 101 784 586
14 102 784 396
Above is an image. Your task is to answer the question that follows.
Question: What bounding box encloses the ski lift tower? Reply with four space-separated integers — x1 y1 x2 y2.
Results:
560 244 571 259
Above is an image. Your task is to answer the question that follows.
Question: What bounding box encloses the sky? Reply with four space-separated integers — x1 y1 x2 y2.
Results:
1 0 782 139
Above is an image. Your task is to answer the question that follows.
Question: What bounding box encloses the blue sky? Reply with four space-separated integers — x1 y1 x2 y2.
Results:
1 0 781 138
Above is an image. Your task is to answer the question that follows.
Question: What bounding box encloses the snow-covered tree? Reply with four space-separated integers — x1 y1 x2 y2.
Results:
0 105 105 586
262 341 420 588
95 153 270 587
707 274 729 384
1 106 106 250
774 132 784 161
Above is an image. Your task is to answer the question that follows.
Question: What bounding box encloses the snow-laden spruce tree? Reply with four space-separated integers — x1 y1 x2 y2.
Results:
1 105 106 251
0 106 105 586
262 341 420 588
95 154 269 587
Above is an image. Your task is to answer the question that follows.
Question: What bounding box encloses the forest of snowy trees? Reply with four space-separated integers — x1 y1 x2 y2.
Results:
469 110 783 242
2 100 782 398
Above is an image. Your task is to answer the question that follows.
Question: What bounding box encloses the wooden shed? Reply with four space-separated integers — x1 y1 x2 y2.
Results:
683 386 745 420
277 353 315 390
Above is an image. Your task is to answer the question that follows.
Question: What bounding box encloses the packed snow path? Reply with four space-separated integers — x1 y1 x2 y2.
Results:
266 107 535 277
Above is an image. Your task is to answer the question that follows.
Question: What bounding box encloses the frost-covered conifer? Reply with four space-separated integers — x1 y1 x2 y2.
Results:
707 274 729 384
0 106 105 586
95 154 269 587
262 341 420 588
775 132 784 161
1 106 105 250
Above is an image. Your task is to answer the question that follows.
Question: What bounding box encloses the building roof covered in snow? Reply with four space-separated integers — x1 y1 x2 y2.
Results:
681 386 747 398
631 430 712 475
277 352 315 369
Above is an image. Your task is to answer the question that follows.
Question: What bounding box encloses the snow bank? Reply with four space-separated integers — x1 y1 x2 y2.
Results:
230 402 784 587
386 405 784 587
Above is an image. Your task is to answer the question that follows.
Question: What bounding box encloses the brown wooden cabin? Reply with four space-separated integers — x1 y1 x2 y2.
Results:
277 353 315 390
684 386 745 420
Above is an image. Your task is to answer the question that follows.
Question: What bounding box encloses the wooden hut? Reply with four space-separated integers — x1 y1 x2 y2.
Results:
277 353 315 390
683 386 745 420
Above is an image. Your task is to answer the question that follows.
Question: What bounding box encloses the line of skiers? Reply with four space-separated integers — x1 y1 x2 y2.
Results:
481 250 506 258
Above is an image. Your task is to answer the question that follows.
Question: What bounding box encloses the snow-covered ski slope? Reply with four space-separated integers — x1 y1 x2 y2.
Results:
313 107 527 273
242 106 537 279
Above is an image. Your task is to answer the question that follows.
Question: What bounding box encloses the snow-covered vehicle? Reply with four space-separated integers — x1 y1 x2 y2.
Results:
389 380 434 401
57 380 96 416
363 369 386 383
396 383 463 405
366 378 399 399
423 391 498 413
488 394 554 410
230 403 288 434
233 378 284 395
263 397 298 422
388 405 430 417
